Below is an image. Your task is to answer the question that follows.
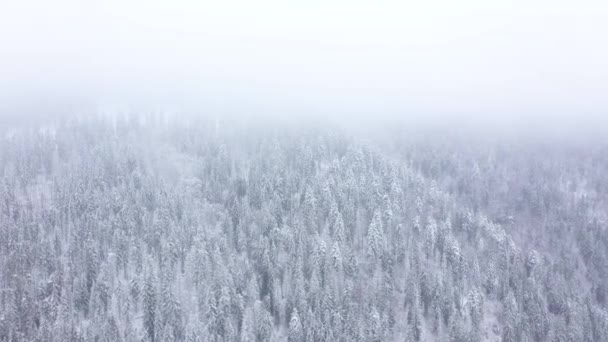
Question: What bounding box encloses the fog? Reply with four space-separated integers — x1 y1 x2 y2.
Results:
1 0 607 137
4 3 608 341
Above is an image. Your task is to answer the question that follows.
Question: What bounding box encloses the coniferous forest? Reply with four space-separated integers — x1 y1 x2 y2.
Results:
1 115 607 342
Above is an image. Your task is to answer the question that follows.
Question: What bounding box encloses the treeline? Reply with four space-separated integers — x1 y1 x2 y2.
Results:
0 116 607 341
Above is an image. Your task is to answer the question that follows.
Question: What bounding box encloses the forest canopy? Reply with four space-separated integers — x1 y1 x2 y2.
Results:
0 114 607 341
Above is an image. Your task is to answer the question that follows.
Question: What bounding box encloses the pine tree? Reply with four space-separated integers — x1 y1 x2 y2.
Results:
160 276 182 340
240 306 256 342
254 300 273 341
468 286 484 333
333 212 346 244
303 186 317 232
523 279 549 342
143 272 158 342
448 317 468 342
289 308 303 342
424 217 437 258
368 210 385 258
502 292 520 342
331 241 343 271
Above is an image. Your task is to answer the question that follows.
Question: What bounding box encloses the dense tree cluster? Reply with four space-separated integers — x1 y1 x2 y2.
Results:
0 116 607 341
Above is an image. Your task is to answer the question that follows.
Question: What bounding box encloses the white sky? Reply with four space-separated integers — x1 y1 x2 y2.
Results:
1 0 607 127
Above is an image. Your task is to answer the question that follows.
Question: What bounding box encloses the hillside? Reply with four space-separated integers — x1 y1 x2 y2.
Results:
1 116 607 341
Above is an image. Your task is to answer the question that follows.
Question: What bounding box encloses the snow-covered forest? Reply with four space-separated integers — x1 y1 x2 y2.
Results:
1 115 607 342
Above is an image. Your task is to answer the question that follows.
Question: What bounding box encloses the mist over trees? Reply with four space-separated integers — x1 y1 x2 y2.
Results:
1 114 607 341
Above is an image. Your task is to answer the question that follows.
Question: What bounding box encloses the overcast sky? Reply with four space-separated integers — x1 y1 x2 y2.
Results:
1 0 607 132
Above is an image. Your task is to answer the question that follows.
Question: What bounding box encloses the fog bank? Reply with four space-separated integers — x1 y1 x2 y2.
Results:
1 0 607 138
